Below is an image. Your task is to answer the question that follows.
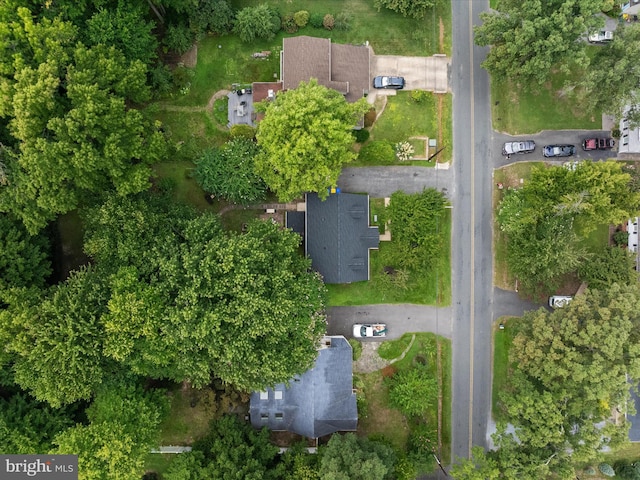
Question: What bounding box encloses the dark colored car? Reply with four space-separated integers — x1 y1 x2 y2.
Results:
502 140 536 156
582 137 615 151
543 144 576 158
373 76 405 89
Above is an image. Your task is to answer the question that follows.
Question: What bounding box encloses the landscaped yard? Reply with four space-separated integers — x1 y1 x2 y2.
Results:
326 207 451 306
357 333 452 469
493 162 545 290
230 0 451 57
359 91 452 165
491 50 601 134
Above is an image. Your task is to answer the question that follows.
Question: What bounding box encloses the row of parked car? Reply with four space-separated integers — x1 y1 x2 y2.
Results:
502 137 615 157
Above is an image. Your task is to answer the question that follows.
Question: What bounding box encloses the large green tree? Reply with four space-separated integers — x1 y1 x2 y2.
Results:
474 0 603 84
0 214 51 289
0 11 167 233
256 80 369 202
578 22 640 126
83 195 328 391
497 161 640 293
1 268 110 407
318 433 396 480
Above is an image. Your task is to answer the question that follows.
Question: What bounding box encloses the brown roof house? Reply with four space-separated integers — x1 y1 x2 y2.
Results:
280 36 371 126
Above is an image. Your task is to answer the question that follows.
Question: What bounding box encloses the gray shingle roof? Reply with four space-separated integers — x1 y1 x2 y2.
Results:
305 192 380 284
249 336 357 438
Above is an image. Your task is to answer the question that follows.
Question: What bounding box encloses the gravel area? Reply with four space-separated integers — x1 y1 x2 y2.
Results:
353 343 390 374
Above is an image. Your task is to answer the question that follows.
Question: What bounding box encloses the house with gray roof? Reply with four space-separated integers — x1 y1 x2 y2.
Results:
286 192 380 284
249 336 357 439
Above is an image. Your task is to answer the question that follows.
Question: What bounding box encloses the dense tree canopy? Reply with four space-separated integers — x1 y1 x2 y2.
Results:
579 22 640 126
318 433 396 480
83 194 328 391
0 214 51 289
578 246 638 289
454 284 640 479
1 268 110 407
497 161 640 293
475 0 603 84
256 80 370 202
194 138 267 205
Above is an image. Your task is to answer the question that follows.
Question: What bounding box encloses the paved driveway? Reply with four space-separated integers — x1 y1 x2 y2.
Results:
493 130 617 168
372 54 450 93
327 305 452 340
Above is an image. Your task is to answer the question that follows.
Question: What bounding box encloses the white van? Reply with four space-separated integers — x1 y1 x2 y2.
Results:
549 296 573 309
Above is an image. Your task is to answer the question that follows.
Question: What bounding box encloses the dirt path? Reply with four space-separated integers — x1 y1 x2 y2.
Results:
439 18 445 54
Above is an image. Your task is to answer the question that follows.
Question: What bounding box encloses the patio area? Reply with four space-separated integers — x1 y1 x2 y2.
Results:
227 87 255 127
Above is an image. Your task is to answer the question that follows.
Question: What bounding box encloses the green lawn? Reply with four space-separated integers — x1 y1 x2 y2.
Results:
492 317 517 421
326 208 451 306
578 223 610 253
491 51 601 134
230 0 451 57
357 333 452 466
164 35 281 108
144 453 174 478
368 91 452 164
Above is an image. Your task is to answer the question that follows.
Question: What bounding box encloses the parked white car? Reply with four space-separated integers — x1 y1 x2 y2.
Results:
353 324 387 338
549 296 573 309
588 30 613 43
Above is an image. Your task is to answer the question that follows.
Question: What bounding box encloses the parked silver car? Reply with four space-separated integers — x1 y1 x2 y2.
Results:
502 140 536 156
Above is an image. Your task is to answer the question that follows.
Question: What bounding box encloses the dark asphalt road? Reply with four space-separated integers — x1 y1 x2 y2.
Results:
450 0 494 466
338 166 453 198
327 305 452 340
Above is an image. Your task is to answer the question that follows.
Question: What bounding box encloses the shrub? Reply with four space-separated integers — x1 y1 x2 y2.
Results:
163 23 194 54
234 4 278 42
334 12 353 31
230 124 256 140
358 141 395 165
323 14 335 30
407 423 437 471
149 64 173 98
352 129 370 143
281 13 298 33
616 461 640 480
191 0 234 35
309 12 325 28
293 10 309 27
599 463 615 477
386 366 438 416
171 66 195 91
613 229 630 246
194 138 266 205
269 11 281 34
395 141 415 161
411 90 430 103
348 339 362 361
394 455 418 480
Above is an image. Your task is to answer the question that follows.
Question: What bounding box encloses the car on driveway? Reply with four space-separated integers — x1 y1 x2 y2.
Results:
549 296 573 309
543 144 576 158
582 137 615 150
502 140 536 156
373 76 405 89
353 324 387 338
588 30 613 43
